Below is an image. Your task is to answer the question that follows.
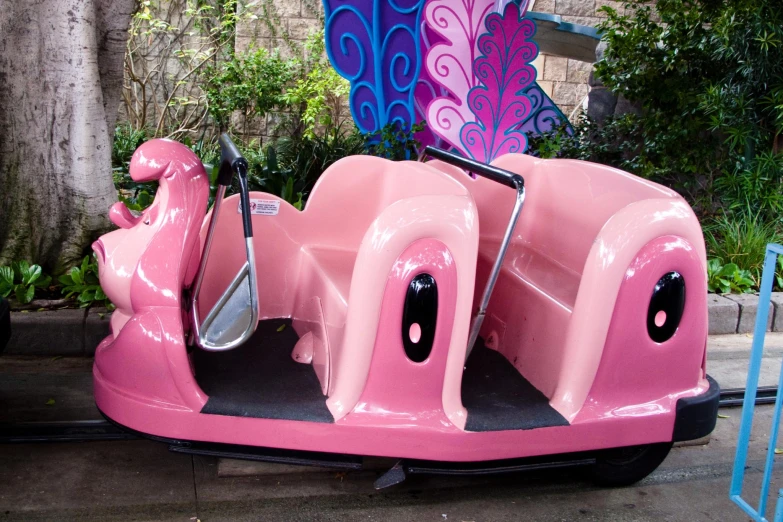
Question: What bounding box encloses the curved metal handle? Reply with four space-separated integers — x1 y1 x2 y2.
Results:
189 136 259 352
423 146 524 189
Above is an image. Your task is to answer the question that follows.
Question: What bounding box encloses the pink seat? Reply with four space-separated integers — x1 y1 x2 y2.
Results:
196 154 479 419
302 247 357 310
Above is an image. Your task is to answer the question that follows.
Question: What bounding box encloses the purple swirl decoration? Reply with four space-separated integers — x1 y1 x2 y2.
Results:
323 0 426 135
459 3 537 162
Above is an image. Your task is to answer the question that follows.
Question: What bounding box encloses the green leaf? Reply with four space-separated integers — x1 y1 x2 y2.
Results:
70 266 83 286
22 264 42 286
720 263 740 277
45 398 55 406
15 284 35 304
13 260 29 280
0 266 13 286
95 287 107 301
34 275 51 289
206 164 218 185
78 289 96 303
136 191 153 209
58 274 74 286
718 414 730 419
276 324 286 332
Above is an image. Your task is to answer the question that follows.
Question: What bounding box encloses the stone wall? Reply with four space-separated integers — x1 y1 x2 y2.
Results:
529 0 624 117
235 0 323 55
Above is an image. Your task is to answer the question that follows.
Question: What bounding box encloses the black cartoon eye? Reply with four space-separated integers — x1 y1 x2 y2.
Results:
647 272 685 343
402 274 438 362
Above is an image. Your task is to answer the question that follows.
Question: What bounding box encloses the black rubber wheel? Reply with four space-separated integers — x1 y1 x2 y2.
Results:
590 442 673 487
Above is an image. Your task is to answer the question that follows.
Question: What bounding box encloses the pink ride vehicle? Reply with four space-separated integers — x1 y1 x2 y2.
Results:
92 134 719 488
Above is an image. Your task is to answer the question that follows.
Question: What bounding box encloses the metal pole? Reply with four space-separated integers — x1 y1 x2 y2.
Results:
465 180 526 359
730 245 780 521
189 185 226 345
759 253 783 518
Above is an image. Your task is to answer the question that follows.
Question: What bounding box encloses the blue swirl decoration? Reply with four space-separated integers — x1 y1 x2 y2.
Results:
323 0 426 135
518 84 573 136
511 0 573 136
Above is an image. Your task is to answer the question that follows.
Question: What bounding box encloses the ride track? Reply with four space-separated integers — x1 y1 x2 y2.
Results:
0 387 772 444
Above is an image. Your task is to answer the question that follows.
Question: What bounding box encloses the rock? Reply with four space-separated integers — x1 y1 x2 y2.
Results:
614 95 642 117
587 87 618 123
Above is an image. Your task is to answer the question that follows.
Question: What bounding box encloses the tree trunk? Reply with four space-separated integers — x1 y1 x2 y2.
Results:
0 0 137 273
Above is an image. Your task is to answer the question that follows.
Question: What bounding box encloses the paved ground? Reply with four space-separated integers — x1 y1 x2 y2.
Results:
708 333 783 389
1 334 783 521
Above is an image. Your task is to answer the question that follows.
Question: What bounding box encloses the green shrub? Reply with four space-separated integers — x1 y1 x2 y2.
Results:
704 210 782 284
707 258 755 294
277 125 366 189
0 261 51 304
113 123 148 169
59 256 113 309
578 0 783 217
241 143 302 209
366 122 425 161
112 124 157 211
280 31 351 139
202 48 298 132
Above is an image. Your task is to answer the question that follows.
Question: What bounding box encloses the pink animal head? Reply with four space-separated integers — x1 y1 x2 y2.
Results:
93 139 209 334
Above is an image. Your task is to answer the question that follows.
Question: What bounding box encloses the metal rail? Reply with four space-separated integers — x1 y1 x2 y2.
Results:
0 420 138 443
720 386 778 408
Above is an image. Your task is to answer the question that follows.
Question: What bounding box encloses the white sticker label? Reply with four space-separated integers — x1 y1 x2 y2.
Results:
238 199 280 216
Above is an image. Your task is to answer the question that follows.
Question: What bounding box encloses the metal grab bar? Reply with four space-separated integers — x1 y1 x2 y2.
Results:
420 147 527 359
189 134 259 352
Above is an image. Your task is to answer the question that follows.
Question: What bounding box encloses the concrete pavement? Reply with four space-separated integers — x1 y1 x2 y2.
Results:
1 406 779 521
2 334 783 521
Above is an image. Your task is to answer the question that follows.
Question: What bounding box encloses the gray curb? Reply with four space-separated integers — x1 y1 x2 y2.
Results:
710 293 782 335
5 308 110 356
4 293 783 355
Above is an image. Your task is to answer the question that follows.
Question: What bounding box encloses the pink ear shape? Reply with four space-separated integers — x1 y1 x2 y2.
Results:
109 202 143 229
128 138 191 182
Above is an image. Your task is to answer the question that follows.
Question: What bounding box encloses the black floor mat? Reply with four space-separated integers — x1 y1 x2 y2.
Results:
462 342 569 432
192 319 333 423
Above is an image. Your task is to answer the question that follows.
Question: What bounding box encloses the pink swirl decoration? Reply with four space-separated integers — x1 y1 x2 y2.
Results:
422 0 496 153
459 3 537 162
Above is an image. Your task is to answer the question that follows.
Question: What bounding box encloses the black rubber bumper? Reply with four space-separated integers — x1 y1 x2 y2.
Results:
672 375 720 442
0 297 10 354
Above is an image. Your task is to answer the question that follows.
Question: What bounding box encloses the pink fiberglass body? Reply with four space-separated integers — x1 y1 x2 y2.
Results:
93 138 709 462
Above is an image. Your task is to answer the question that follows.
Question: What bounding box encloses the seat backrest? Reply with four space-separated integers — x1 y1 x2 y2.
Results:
301 155 474 251
425 154 683 401
464 153 680 276
197 155 473 320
